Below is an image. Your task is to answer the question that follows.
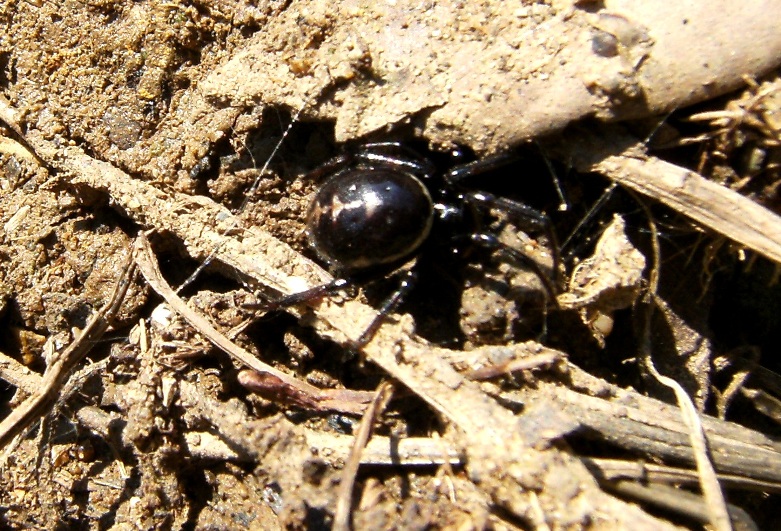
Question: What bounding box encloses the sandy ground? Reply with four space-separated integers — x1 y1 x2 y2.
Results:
1 1 781 529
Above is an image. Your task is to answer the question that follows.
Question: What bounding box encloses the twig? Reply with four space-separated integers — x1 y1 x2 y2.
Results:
465 351 563 380
583 458 781 494
0 350 41 394
641 353 731 531
0 251 136 450
552 126 781 264
633 192 731 531
601 481 755 530
174 378 462 467
333 380 396 531
714 346 761 420
0 94 46 167
541 385 781 484
133 233 374 415
741 388 781 425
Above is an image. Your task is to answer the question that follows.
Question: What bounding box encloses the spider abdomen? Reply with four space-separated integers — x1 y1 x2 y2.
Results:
306 168 434 272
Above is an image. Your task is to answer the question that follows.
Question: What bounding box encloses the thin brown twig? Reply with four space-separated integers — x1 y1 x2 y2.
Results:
0 250 136 450
715 347 761 420
583 457 781 494
465 351 563 380
133 232 374 415
333 380 396 531
0 349 40 394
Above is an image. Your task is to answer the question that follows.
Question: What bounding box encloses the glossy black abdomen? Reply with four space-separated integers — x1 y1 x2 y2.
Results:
306 168 434 272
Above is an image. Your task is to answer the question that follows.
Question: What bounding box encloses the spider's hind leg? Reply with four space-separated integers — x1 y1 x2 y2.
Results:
444 153 562 290
464 190 562 293
353 268 419 348
245 278 351 312
246 269 419 349
468 232 560 309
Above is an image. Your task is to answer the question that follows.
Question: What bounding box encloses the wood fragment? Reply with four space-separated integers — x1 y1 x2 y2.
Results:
0 350 41 395
601 480 755 530
583 458 781 494
0 252 135 450
134 233 374 415
545 383 781 484
553 126 781 264
333 381 396 531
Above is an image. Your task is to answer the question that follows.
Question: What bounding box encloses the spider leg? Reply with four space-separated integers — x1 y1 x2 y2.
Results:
469 232 560 309
246 278 351 312
445 152 523 184
464 191 562 289
444 154 561 287
354 142 436 177
246 269 419 349
305 142 435 182
352 268 418 348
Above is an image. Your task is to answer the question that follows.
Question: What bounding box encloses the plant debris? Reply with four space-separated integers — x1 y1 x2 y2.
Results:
2 1 781 529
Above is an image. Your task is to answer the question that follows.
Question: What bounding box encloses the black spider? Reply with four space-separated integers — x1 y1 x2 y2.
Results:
256 141 561 346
